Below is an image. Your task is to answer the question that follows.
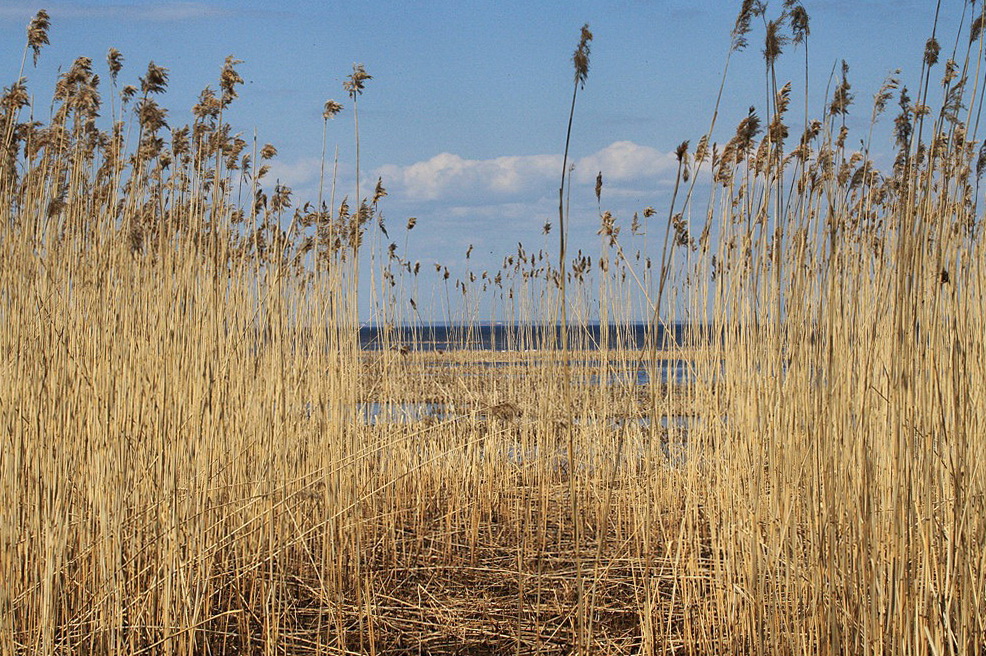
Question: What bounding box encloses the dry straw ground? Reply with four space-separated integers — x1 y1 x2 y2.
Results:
1 2 985 654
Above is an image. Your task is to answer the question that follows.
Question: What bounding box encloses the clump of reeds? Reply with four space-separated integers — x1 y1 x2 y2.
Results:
1 3 985 655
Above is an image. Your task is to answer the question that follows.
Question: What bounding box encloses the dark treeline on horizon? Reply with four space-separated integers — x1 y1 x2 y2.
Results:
357 322 712 352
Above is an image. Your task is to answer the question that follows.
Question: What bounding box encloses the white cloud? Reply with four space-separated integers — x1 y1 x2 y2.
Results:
251 140 686 225
376 140 678 204
378 152 561 202
574 141 678 185
265 156 324 189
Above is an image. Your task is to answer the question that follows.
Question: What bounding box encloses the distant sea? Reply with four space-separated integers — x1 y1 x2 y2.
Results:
358 322 703 352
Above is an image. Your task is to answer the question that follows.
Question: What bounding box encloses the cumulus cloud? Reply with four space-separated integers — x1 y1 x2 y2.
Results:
376 140 678 204
378 152 561 202
265 157 324 189
574 141 678 185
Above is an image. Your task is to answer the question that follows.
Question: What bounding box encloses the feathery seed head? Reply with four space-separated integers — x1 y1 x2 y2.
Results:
768 83 792 143
140 62 169 95
373 177 387 204
598 211 618 245
789 4 810 44
732 0 766 52
193 87 221 120
694 135 710 163
220 56 244 106
344 64 371 100
734 107 762 153
973 10 986 44
323 99 343 120
64 56 93 87
136 97 168 133
764 18 789 67
800 119 821 149
942 59 958 86
271 183 292 213
924 37 941 67
27 10 50 67
1 80 30 112
675 140 689 162
829 60 853 116
873 71 900 118
676 140 691 181
107 48 123 84
171 126 190 157
573 23 593 88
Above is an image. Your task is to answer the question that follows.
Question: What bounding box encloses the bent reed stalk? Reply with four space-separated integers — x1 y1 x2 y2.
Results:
1 3 985 655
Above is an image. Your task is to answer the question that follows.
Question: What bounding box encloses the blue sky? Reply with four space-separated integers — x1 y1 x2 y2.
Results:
0 0 956 320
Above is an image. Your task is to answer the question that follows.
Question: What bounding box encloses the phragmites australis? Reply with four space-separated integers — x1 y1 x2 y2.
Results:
220 56 244 107
973 9 986 44
733 107 761 157
924 37 941 67
873 71 900 121
829 60 853 117
372 177 387 205
768 82 792 143
731 0 766 52
598 211 618 245
2 80 29 113
323 99 343 120
573 23 593 88
558 21 592 341
4 11 986 652
344 63 372 99
140 61 169 96
107 48 124 84
789 3 810 44
763 18 788 68
894 87 913 150
136 97 167 133
27 10 50 66
676 140 691 182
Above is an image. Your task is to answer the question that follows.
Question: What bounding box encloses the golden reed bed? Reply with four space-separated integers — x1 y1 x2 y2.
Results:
2 3 985 654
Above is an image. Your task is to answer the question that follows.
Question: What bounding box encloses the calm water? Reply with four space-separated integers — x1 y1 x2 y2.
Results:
355 401 694 467
345 324 708 467
358 322 711 352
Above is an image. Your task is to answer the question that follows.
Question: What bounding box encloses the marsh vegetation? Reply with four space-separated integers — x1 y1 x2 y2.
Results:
1 2 984 654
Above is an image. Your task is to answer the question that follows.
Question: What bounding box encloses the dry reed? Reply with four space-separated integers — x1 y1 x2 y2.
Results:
1 3 985 655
